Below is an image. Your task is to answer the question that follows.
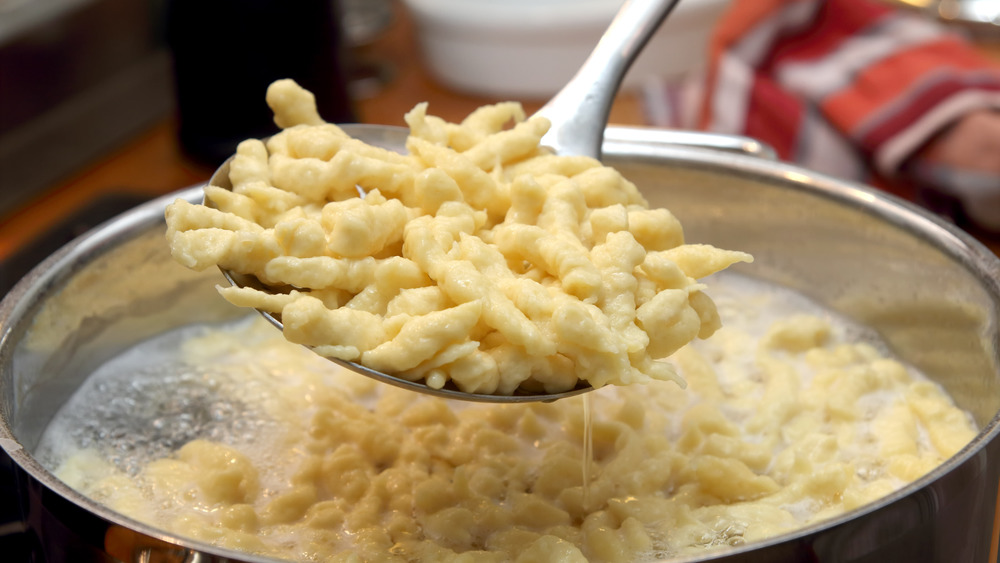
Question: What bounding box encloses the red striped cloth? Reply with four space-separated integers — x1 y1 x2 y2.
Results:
649 0 1000 187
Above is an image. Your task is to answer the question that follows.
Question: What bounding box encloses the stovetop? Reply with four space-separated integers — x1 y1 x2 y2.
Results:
0 452 31 560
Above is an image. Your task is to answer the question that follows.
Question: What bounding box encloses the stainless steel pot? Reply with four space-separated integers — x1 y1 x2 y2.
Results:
2 125 999 562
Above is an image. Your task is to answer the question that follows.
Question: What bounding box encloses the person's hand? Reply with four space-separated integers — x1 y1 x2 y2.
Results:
916 109 1000 175
907 109 1000 232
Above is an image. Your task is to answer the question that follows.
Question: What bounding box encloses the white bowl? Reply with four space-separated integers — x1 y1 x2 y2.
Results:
402 0 732 99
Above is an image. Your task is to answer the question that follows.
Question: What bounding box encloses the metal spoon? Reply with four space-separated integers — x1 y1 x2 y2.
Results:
212 0 682 403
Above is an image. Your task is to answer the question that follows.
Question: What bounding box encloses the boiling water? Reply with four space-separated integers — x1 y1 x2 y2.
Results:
35 322 279 477
33 271 971 561
36 271 870 482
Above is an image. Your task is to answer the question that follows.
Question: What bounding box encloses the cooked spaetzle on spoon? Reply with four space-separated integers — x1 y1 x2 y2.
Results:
165 78 751 400
164 0 752 401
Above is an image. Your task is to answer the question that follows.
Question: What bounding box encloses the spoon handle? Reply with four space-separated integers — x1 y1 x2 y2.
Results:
537 0 682 160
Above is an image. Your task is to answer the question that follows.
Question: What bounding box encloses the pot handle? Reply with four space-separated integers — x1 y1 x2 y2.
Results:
604 125 778 160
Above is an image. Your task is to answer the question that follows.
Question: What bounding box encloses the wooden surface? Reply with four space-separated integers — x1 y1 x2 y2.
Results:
0 5 998 264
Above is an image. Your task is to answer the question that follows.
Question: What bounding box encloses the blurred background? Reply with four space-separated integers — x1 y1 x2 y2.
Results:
0 0 998 295
0 2 998 556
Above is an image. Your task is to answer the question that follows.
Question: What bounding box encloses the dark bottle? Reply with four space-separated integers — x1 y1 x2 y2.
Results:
165 0 356 166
